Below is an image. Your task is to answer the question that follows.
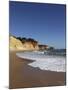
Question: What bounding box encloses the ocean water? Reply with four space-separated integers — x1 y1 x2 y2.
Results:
16 50 66 72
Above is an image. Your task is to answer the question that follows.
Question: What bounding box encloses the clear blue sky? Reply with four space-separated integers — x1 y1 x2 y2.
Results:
9 1 66 49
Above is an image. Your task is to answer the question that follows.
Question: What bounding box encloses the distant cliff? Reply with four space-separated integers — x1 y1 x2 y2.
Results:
38 44 49 50
10 35 39 51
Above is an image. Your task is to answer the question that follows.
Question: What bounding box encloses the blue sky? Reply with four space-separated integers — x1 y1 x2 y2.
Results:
9 1 66 49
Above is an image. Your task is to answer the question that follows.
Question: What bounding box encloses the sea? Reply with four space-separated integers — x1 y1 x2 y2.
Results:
16 49 66 72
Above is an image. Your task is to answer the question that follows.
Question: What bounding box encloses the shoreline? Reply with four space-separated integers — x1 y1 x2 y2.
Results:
9 51 66 89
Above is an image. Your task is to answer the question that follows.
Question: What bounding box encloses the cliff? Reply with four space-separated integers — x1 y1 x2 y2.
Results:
38 44 49 50
10 36 39 51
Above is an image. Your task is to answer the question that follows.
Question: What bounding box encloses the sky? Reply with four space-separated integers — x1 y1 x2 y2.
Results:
9 1 66 49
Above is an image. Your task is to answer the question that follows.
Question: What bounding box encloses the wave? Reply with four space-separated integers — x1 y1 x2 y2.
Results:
16 51 66 72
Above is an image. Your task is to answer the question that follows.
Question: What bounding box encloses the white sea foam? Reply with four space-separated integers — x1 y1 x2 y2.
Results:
16 52 66 72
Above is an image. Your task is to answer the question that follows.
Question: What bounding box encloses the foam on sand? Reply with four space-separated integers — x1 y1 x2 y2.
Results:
16 52 66 72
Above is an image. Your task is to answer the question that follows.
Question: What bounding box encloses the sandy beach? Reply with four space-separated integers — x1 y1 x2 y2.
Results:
9 51 66 89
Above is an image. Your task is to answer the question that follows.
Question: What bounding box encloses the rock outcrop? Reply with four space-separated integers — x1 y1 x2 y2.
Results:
10 36 39 51
38 44 49 50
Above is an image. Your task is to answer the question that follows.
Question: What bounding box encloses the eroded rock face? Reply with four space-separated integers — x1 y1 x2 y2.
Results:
10 36 24 50
9 36 39 51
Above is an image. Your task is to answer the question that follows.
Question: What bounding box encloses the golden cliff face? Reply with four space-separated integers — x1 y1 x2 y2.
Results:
10 36 39 51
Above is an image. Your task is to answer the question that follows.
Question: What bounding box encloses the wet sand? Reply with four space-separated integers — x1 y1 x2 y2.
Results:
9 51 66 89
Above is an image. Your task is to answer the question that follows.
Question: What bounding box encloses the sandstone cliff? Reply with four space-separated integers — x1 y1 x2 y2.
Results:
10 36 39 51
